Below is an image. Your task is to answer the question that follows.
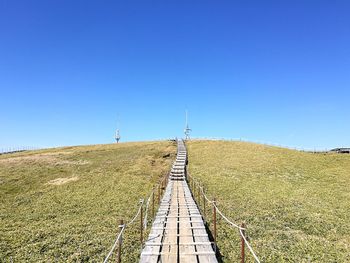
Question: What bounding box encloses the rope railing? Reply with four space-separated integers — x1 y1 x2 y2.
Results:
195 179 245 230
126 199 144 227
214 203 245 230
187 173 261 263
103 200 144 263
103 223 126 263
143 182 161 230
103 172 169 263
104 138 260 262
143 192 152 230
239 228 261 263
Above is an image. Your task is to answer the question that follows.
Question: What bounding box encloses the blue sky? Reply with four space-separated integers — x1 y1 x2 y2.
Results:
1 0 349 150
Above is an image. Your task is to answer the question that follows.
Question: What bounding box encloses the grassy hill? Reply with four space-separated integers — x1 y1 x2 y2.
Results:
187 140 350 262
2 139 349 262
0 141 176 262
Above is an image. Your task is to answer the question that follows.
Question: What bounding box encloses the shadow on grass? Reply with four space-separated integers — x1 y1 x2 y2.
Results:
204 222 224 263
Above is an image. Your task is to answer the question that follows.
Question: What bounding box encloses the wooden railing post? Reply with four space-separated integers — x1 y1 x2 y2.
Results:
152 188 155 218
140 199 144 247
158 184 161 204
241 222 246 263
213 198 217 252
203 187 206 220
117 219 123 263
198 183 201 208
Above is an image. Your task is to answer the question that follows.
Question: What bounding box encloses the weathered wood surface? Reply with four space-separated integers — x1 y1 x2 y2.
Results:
140 140 217 263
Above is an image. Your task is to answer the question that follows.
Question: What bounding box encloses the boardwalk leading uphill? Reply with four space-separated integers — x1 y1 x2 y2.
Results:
140 140 218 263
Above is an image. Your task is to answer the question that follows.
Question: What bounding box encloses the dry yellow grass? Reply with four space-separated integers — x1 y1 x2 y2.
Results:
0 141 176 262
187 140 350 262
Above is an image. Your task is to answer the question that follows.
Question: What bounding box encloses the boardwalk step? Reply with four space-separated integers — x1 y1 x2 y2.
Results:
139 139 218 263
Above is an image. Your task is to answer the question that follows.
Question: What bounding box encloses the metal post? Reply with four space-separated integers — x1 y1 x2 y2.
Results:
117 219 123 263
213 198 217 252
241 222 246 263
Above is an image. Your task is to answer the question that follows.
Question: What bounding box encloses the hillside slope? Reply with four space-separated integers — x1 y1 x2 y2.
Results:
187 140 350 262
0 141 176 262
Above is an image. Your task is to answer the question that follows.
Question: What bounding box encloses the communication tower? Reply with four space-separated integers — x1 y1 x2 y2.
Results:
184 110 192 140
115 119 121 143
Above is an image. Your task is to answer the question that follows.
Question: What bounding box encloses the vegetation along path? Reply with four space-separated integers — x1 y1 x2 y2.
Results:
140 140 217 263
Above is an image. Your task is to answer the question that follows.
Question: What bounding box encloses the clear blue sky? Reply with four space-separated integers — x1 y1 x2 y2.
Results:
1 0 349 150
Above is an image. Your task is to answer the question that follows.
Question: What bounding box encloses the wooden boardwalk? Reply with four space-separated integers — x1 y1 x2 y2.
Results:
140 140 217 263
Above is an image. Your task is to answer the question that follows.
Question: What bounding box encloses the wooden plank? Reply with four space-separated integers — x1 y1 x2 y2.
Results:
140 140 218 263
160 180 178 263
179 181 197 263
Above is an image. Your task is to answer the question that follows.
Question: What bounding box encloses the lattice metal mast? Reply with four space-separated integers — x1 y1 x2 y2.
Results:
184 110 192 140
115 119 121 143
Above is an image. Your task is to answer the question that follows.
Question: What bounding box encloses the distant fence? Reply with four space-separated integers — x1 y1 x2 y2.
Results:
189 137 337 153
103 172 170 262
186 173 260 262
0 146 41 154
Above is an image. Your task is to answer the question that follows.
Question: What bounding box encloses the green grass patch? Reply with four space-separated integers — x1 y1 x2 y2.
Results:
187 140 350 262
0 141 176 262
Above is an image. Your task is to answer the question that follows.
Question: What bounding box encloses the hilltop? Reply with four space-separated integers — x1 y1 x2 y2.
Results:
1 139 349 262
187 140 350 262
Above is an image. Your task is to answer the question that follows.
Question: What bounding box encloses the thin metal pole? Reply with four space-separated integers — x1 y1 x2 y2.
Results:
241 222 246 263
213 198 217 252
117 219 123 263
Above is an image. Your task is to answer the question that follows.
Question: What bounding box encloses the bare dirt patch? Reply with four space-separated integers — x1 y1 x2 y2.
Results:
0 152 89 166
47 176 79 186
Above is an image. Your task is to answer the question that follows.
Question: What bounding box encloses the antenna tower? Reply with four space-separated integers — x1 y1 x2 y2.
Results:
184 110 192 140
115 119 121 143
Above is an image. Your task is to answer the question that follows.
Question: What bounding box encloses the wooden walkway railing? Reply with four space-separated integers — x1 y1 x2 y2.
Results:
104 139 260 263
140 139 217 262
